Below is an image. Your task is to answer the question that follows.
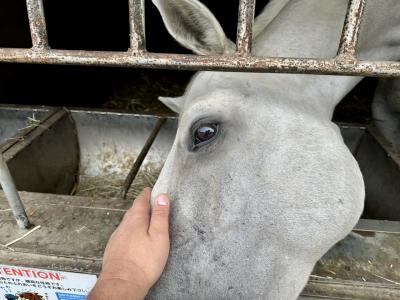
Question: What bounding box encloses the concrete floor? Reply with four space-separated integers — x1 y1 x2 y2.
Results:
1 191 400 299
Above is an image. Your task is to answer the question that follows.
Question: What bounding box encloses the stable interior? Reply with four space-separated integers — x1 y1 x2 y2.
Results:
1 105 400 299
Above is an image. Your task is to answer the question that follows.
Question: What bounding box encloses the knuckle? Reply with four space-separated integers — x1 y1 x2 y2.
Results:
149 226 169 238
139 187 151 198
126 208 148 219
151 208 169 217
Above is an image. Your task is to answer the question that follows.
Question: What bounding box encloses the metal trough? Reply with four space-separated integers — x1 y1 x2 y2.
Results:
0 105 177 199
0 104 400 299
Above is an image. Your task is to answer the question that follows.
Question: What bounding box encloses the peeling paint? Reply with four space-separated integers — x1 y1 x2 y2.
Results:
236 0 256 55
26 0 49 50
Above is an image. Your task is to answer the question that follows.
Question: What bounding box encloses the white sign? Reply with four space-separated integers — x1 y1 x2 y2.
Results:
0 265 97 300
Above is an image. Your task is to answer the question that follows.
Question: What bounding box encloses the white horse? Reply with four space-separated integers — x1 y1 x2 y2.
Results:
149 0 400 299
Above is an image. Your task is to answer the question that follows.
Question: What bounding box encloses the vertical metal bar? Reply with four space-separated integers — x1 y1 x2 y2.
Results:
0 155 31 229
236 0 256 55
129 0 146 52
26 0 49 49
119 118 166 199
337 0 367 58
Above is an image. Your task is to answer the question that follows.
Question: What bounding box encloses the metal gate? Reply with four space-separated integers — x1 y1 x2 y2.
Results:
0 0 399 76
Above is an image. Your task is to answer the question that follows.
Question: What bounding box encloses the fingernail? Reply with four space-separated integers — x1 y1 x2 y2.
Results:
156 194 169 206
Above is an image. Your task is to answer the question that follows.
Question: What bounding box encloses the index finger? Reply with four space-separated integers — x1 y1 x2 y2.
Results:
122 187 152 227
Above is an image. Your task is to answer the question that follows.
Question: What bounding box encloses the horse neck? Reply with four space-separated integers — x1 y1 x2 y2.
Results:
186 71 360 121
247 73 361 120
253 0 349 58
250 0 399 119
250 0 361 119
253 0 400 59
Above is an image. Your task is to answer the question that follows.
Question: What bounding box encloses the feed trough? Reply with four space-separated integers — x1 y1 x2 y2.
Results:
0 104 400 299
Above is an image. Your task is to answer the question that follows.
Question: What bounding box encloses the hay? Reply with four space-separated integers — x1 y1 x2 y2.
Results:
75 168 161 200
102 71 187 116
21 114 46 131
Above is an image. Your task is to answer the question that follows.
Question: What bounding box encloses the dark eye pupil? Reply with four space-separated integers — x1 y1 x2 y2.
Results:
195 124 217 144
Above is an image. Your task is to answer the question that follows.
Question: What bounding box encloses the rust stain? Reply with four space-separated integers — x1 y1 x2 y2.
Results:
128 0 146 52
337 0 367 58
26 0 49 50
236 0 256 56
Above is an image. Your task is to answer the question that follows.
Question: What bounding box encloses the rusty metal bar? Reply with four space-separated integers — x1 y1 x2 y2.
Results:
236 0 256 55
0 48 399 77
337 0 367 59
1 0 397 78
129 0 146 52
119 118 166 199
26 0 49 49
0 155 31 229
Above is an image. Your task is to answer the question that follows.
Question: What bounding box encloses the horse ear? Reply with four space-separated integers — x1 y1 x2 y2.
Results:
159 96 185 114
152 0 234 55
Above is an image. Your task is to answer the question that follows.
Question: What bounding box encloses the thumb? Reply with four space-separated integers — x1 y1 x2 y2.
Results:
149 194 170 238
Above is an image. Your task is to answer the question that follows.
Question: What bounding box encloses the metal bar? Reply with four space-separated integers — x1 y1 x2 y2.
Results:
0 155 31 229
354 219 400 234
236 0 256 55
337 0 367 59
367 124 400 168
26 0 49 49
119 118 166 199
303 279 400 300
129 0 146 52
0 48 400 77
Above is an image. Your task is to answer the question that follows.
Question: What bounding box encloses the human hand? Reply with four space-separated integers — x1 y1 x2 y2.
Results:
88 188 170 300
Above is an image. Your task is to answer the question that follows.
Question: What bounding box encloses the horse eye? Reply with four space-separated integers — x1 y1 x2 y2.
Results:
194 123 219 146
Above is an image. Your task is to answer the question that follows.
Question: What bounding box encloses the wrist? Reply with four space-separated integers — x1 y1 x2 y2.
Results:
100 259 151 293
89 278 148 300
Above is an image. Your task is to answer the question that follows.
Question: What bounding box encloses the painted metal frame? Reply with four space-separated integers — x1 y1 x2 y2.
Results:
0 0 399 77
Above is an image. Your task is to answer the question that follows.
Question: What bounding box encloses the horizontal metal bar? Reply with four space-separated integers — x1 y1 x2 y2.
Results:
26 0 49 49
0 48 400 77
129 0 146 52
354 219 400 234
303 278 400 300
337 0 367 58
236 0 256 55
